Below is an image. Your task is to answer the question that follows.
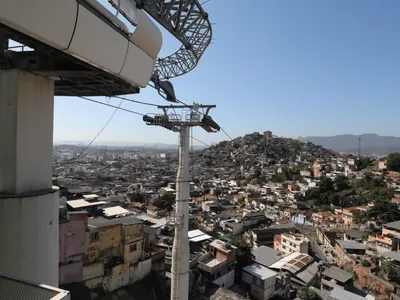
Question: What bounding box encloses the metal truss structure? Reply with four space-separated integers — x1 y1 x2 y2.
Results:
139 0 212 79
143 104 220 132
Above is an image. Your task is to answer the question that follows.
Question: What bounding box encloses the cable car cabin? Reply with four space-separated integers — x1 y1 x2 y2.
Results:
0 0 162 96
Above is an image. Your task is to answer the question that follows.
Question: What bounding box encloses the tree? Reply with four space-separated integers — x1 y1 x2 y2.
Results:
214 187 222 199
334 174 350 192
231 236 252 268
387 153 400 172
368 199 400 225
319 176 334 193
297 287 321 300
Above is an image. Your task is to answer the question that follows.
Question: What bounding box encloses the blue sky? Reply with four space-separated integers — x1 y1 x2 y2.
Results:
54 0 400 145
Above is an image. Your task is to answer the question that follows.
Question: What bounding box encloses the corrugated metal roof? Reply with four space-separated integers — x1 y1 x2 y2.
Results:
0 275 69 300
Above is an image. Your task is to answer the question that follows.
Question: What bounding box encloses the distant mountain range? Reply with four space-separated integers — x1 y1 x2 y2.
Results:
299 134 400 156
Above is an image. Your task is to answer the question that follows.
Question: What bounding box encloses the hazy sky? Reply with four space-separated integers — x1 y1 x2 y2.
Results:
54 0 400 145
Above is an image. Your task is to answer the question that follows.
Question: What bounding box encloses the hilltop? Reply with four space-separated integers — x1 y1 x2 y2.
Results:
195 132 336 179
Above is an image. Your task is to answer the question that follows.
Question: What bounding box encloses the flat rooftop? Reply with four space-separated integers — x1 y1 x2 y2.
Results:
67 199 106 209
88 216 142 229
209 239 236 253
243 263 277 280
0 275 70 300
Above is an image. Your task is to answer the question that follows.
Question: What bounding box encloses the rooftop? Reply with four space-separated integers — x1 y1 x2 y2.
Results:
252 246 282 267
188 229 212 243
336 239 366 250
103 206 130 217
66 199 106 209
88 216 142 229
0 275 70 300
209 239 236 253
383 220 400 231
243 263 278 280
322 266 353 283
345 229 363 239
269 252 314 274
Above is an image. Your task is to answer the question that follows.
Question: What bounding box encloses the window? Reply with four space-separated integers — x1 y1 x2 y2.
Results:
90 232 99 243
129 243 137 253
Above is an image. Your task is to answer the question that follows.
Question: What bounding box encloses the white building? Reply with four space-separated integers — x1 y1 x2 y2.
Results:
279 233 309 256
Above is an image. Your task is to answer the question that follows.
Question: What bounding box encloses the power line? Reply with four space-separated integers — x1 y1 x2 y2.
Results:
79 96 145 116
67 98 124 163
112 95 159 107
191 136 210 147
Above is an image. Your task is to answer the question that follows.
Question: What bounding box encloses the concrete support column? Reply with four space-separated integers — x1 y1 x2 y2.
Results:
0 70 59 286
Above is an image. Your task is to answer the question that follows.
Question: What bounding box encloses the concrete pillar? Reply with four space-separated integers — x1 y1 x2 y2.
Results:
0 70 59 286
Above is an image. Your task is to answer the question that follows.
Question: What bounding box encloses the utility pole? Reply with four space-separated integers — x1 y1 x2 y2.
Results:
143 104 220 300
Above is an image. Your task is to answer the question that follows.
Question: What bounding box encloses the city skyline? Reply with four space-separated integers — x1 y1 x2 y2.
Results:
54 0 400 144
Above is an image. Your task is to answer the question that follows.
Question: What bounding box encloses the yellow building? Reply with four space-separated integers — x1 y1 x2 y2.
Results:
83 217 150 291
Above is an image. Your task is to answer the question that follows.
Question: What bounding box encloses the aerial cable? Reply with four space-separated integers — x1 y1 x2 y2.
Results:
79 96 145 116
112 95 159 107
61 98 125 164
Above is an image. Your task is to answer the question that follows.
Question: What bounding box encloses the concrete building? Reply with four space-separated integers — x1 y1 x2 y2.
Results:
83 216 151 292
242 263 290 300
335 240 366 265
198 240 236 288
276 233 309 256
59 211 88 285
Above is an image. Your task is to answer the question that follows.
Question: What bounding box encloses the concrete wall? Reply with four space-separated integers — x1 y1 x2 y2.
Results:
0 189 59 287
83 262 104 281
99 224 121 252
59 262 83 284
60 213 87 262
213 269 235 288
102 258 152 292
130 258 152 283
124 240 143 264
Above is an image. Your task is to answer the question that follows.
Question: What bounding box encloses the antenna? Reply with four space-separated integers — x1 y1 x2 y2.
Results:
143 103 219 300
358 137 361 159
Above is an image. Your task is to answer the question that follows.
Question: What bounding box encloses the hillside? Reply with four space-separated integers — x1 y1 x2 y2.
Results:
196 133 336 176
299 134 400 156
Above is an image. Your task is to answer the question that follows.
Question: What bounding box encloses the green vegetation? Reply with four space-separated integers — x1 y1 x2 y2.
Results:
297 287 322 300
380 261 400 284
361 260 371 267
305 171 397 225
231 235 252 268
387 152 400 172
368 199 400 225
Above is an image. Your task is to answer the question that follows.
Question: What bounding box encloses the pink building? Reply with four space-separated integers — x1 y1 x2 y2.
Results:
59 211 88 285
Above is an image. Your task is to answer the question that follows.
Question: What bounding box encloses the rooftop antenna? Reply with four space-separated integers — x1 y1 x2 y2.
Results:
357 137 361 159
143 103 219 300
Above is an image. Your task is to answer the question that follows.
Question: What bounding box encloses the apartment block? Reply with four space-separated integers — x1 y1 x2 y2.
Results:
82 216 151 292
275 233 309 256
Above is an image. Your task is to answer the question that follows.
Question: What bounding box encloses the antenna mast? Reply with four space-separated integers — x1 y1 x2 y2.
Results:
143 104 219 300
358 137 361 159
